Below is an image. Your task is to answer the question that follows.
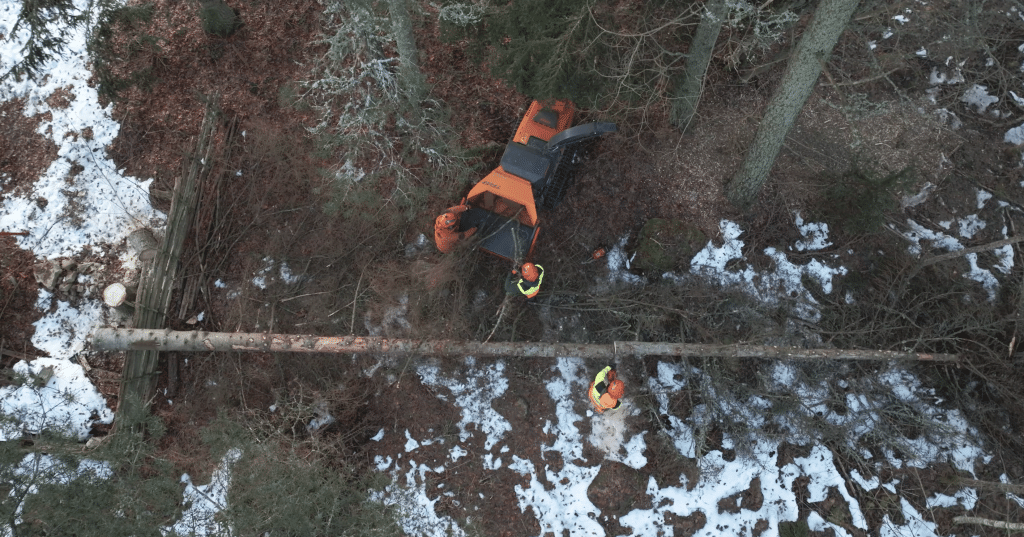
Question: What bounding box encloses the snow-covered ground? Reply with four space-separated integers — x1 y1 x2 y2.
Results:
1 0 163 444
367 356 988 537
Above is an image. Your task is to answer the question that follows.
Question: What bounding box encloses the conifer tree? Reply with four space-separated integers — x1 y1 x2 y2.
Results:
479 0 607 105
670 0 728 131
2 0 98 81
727 0 861 208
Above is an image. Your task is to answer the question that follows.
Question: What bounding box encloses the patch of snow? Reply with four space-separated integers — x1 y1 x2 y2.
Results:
166 449 242 537
808 511 854 537
605 235 643 284
799 446 867 528
903 219 963 256
880 498 939 537
0 0 168 439
929 67 964 85
1011 90 1024 108
851 469 879 490
2 453 112 529
793 212 832 251
0 357 114 441
689 219 847 321
964 253 1000 300
589 404 647 468
371 428 385 441
926 488 977 510
1006 122 1024 145
957 214 986 238
976 189 993 209
370 461 467 537
962 84 999 114
1001 474 1024 507
902 182 935 208
30 290 103 359
417 358 510 450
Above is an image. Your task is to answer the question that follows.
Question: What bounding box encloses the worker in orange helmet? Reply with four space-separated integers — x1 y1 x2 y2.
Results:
588 363 623 413
434 204 477 253
506 262 544 299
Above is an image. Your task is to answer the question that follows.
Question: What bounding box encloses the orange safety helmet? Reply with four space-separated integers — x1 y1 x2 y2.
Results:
436 212 457 228
521 263 540 281
607 379 625 399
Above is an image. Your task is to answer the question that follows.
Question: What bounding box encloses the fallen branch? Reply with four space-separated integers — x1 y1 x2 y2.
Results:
0 348 40 362
956 478 1024 495
91 328 960 362
919 235 1024 268
953 516 1024 532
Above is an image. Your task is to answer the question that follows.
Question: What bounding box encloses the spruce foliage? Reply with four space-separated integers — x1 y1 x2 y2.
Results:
470 0 609 105
819 165 915 235
0 403 179 537
2 0 93 82
199 0 242 38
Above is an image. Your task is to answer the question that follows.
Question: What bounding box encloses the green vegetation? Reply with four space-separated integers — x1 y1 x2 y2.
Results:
2 0 92 82
306 0 478 218
0 399 402 536
633 219 707 273
198 0 242 38
0 401 179 536
86 2 161 102
818 165 915 235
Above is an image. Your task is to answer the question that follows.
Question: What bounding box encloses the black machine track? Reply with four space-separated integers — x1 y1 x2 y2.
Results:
539 146 578 210
539 122 615 210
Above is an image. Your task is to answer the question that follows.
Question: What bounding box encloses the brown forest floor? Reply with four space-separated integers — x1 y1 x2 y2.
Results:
3 0 1024 535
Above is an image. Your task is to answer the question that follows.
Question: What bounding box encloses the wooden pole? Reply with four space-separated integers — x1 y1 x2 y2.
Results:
90 328 960 362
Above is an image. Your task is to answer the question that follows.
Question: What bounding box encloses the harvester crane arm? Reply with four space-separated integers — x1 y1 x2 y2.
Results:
544 122 618 153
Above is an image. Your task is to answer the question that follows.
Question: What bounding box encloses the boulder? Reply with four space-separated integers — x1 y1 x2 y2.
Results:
586 461 652 517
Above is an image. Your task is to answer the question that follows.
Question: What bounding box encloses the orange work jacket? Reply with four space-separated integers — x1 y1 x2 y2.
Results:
588 366 621 413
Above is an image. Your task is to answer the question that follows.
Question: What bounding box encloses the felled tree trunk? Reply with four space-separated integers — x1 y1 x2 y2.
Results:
91 328 959 362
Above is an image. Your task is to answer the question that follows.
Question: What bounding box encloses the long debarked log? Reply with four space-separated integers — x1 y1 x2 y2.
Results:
90 328 960 362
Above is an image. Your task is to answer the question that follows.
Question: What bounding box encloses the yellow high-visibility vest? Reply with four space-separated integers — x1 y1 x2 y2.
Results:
516 264 544 298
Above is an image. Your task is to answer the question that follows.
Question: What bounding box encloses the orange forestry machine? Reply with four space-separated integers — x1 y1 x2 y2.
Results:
454 100 617 263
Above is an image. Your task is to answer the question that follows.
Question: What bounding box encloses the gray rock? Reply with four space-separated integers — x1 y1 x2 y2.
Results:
33 261 62 290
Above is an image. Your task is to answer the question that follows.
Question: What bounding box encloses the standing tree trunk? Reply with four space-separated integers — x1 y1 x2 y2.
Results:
726 0 860 208
387 0 426 101
670 0 728 132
